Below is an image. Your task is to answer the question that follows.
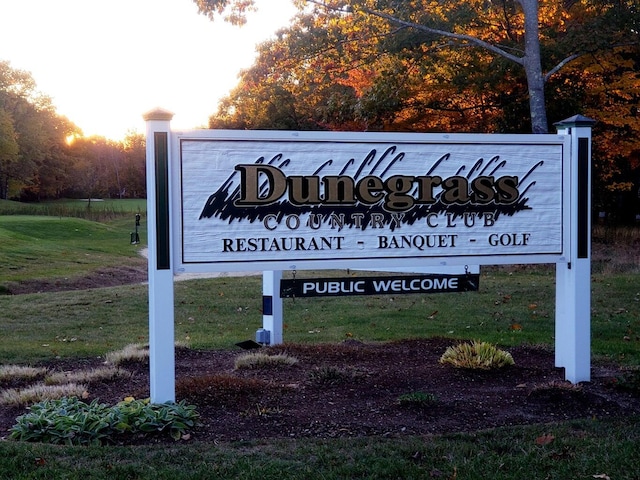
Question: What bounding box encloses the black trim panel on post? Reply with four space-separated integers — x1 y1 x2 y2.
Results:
262 296 273 316
154 132 171 270
577 137 589 259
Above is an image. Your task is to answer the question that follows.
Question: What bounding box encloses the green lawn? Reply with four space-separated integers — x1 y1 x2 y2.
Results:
1 210 639 479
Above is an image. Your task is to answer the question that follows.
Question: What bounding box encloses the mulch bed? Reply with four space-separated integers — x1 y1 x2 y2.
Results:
2 338 638 444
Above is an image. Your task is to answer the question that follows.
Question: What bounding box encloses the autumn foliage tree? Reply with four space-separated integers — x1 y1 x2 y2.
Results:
197 0 640 219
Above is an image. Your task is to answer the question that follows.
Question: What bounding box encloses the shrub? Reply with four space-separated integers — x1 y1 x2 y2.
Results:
397 391 438 407
439 341 514 370
9 397 199 445
307 365 351 385
234 352 298 370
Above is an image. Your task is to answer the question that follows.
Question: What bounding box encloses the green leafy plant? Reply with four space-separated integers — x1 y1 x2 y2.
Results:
9 397 199 445
439 341 515 370
397 391 438 407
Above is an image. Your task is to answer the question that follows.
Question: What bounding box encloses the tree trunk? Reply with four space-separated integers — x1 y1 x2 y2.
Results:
519 0 549 134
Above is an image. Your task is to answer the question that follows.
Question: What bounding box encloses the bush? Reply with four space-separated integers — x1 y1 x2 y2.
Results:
397 391 438 407
9 397 199 445
439 341 514 370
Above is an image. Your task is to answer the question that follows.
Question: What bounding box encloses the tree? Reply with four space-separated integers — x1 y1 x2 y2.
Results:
194 0 639 134
121 131 147 198
0 108 19 199
0 60 81 199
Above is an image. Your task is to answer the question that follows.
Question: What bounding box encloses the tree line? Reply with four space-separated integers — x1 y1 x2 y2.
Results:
0 61 146 202
198 0 640 222
2 1 639 221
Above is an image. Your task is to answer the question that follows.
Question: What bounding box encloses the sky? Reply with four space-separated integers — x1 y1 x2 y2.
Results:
0 0 298 141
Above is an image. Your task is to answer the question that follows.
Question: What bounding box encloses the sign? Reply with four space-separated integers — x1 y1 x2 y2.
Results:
144 112 595 403
280 273 480 298
174 131 569 271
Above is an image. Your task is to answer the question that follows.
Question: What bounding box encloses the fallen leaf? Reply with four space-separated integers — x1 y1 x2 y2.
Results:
528 303 538 310
34 458 46 466
592 475 610 480
510 323 523 331
535 434 555 445
82 390 90 399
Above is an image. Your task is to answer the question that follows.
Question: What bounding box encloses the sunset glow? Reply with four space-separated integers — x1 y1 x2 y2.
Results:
0 0 297 141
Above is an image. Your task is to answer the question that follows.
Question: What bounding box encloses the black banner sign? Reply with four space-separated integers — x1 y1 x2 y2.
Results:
280 274 479 298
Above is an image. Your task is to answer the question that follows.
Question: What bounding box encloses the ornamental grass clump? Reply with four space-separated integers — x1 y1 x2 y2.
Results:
0 365 49 382
104 343 149 365
234 352 298 370
439 341 514 370
0 383 88 407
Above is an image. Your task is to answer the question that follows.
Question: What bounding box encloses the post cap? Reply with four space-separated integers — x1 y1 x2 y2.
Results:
554 114 596 128
143 108 174 122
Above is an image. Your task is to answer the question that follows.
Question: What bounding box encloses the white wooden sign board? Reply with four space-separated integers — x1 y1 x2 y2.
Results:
172 130 570 272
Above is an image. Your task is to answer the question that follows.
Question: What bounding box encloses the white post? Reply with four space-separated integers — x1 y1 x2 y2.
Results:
262 270 283 345
554 115 596 383
143 108 176 403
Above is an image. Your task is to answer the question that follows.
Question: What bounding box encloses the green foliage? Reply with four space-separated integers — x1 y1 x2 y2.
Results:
1 416 639 479
440 341 515 370
397 391 437 407
9 397 199 445
614 368 640 394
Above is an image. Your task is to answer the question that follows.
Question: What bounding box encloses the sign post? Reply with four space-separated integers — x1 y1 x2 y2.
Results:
262 270 283 344
554 115 595 383
143 108 176 403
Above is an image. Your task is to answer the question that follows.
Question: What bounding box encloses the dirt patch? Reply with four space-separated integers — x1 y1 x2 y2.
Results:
2 338 638 444
3 266 148 295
